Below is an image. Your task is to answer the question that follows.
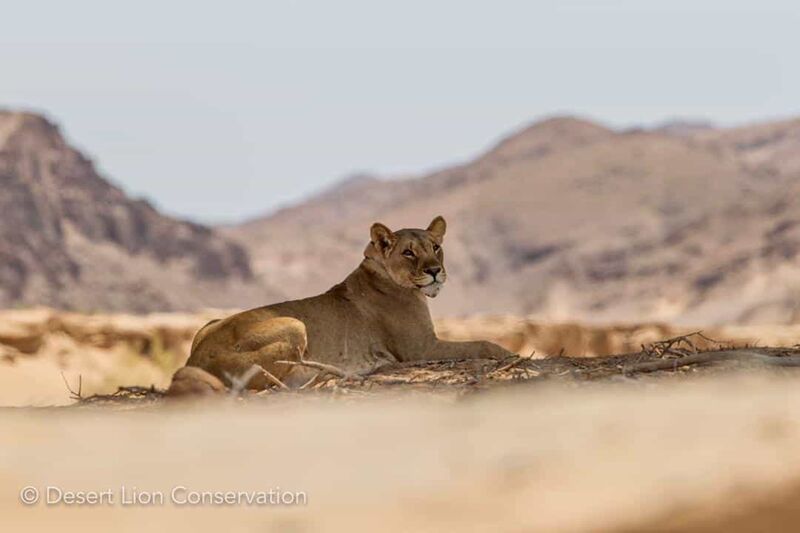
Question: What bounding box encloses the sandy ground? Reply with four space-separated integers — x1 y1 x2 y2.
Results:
2 373 800 532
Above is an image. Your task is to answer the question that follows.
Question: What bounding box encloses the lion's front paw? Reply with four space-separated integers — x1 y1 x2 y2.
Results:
480 341 517 360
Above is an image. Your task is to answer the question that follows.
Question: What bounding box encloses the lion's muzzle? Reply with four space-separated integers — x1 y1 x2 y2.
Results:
415 270 446 298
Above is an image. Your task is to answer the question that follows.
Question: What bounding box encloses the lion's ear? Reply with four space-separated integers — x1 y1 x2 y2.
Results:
370 222 396 253
427 216 447 241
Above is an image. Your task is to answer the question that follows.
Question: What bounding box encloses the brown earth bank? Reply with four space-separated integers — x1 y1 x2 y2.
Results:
2 308 800 406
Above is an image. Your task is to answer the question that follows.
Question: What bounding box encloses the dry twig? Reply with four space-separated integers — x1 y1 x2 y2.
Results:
225 364 288 395
641 331 701 358
276 357 353 379
258 366 289 390
492 356 528 374
60 372 83 400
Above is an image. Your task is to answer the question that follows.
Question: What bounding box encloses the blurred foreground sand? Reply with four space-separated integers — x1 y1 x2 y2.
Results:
3 308 800 531
2 374 800 532
1 308 800 406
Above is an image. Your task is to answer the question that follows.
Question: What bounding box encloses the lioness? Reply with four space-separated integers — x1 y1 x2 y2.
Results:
174 216 515 392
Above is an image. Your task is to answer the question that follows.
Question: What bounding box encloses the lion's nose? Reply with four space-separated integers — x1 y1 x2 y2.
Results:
424 266 442 277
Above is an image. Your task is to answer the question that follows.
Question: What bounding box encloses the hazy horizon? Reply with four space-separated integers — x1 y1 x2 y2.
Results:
3 0 799 223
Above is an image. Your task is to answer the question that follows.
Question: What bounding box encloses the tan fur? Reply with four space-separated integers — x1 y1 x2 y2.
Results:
166 366 226 397
178 217 515 391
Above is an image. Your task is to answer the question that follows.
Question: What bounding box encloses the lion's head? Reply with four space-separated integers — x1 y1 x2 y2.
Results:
364 216 448 297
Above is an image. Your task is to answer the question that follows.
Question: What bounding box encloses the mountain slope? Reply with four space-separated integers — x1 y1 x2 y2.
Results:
689 117 800 178
0 111 279 311
227 116 800 325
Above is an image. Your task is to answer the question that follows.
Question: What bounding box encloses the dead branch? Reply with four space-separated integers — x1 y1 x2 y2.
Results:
623 350 800 374
77 385 164 405
360 356 497 375
299 373 321 390
275 358 352 379
258 366 289 390
694 331 728 346
641 331 701 358
225 364 288 395
492 356 528 374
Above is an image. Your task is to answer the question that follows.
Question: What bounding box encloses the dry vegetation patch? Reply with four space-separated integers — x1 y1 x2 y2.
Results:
74 332 800 408
2 309 800 406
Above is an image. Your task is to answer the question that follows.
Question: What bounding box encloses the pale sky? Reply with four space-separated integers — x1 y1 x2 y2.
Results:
2 0 799 223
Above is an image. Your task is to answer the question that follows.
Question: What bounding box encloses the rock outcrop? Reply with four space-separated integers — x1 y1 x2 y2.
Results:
0 110 279 311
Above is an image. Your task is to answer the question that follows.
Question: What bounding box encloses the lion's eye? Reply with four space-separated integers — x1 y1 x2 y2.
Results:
402 249 415 258
433 244 440 252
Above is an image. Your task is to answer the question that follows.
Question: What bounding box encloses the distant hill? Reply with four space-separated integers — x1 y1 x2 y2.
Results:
0 110 280 311
226 115 800 325
4 109 799 323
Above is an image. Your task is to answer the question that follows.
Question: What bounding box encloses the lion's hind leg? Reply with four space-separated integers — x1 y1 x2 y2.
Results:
190 319 222 354
205 317 309 390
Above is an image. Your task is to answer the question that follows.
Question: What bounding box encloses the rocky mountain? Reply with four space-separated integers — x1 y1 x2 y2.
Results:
0 110 279 312
227 116 800 325
4 109 799 324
